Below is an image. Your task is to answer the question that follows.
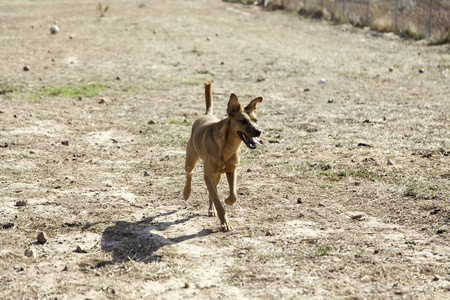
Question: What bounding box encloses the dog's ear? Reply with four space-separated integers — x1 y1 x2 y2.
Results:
245 97 263 112
227 93 242 116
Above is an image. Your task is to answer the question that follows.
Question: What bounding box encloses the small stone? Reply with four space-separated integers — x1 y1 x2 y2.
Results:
37 232 48 244
153 29 158 34
184 282 190 288
318 203 325 207
23 65 30 71
389 67 394 72
144 171 150 177
206 36 211 41
387 159 394 165
2 222 14 229
195 283 204 289
61 140 69 146
246 168 251 172
318 78 326 84
15 200 27 207
296 198 302 204
24 249 35 258
148 120 156 125
357 142 372 147
76 245 88 253
327 99 334 103
351 213 363 220
98 99 106 104
432 275 439 281
419 68 425 73
116 76 121 80
69 35 74 39
50 25 60 34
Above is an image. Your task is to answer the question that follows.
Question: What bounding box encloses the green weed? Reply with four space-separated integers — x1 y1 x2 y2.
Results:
317 245 332 256
97 2 110 18
42 83 110 98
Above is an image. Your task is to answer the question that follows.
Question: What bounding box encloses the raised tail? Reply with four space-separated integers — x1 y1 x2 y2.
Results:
205 80 213 115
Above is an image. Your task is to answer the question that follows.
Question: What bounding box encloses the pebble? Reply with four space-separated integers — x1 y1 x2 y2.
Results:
387 159 394 165
24 248 35 258
76 245 88 253
61 140 69 146
351 213 363 220
15 200 27 207
318 78 326 84
419 68 425 73
37 232 48 244
23 65 30 71
389 67 394 72
50 25 59 34
144 171 150 177
2 222 15 229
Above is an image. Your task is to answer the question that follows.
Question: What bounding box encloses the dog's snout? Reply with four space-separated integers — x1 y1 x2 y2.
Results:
254 129 261 137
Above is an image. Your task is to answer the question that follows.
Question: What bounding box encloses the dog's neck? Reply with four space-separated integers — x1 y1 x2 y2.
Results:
218 118 242 162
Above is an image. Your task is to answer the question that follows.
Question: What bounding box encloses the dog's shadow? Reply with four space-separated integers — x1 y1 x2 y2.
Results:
90 211 212 267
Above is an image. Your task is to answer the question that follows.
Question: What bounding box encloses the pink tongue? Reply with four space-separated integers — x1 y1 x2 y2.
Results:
252 137 264 146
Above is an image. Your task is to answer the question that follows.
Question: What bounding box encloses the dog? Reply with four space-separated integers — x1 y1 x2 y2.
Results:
183 80 263 231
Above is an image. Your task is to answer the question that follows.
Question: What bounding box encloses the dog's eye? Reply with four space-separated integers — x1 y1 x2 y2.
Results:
240 119 248 125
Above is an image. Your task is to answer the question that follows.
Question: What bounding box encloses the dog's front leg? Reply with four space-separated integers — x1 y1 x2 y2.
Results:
224 170 237 206
204 173 232 231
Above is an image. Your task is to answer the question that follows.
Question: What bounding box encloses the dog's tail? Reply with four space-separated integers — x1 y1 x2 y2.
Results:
205 80 213 115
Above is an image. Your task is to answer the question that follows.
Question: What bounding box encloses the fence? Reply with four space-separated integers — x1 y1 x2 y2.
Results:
264 0 450 39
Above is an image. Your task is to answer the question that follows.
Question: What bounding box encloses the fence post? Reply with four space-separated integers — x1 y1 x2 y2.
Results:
395 0 399 32
428 0 433 38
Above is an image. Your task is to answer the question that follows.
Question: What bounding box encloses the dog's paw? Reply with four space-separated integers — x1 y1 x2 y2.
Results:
208 209 217 217
221 221 233 232
225 197 236 206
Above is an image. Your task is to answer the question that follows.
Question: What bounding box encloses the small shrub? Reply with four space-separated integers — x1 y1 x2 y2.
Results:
370 17 393 33
97 2 110 18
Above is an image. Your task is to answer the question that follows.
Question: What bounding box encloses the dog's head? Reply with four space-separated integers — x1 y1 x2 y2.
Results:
227 93 263 149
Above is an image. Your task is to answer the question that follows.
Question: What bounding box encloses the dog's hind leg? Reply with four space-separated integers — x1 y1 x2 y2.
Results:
183 139 199 200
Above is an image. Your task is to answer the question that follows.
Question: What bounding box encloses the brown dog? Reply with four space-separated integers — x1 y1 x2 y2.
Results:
183 80 263 231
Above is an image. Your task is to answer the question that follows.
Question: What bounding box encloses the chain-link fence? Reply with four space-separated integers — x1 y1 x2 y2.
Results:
263 0 450 40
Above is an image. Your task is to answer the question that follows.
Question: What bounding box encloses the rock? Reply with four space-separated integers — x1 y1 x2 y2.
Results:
148 120 156 125
351 213 363 220
2 222 14 229
15 200 27 207
296 198 302 204
76 245 88 253
387 159 394 165
23 65 30 71
37 232 48 244
144 171 150 176
206 36 211 41
24 248 35 258
318 78 326 84
419 68 425 73
184 282 190 288
195 283 204 289
50 25 59 34
357 142 372 147
432 275 439 281
61 140 69 146
389 67 394 72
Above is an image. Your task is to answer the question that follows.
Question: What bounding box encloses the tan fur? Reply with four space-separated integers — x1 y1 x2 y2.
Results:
183 80 263 231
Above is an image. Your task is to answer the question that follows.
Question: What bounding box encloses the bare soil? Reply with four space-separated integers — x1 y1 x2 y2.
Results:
0 0 449 299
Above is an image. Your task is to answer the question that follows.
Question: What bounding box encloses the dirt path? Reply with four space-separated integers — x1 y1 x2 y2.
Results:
1 0 449 299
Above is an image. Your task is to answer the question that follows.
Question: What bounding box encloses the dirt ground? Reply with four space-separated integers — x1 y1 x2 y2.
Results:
0 0 449 299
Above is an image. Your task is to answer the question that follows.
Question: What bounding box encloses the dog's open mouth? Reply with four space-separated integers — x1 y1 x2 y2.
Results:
237 131 264 149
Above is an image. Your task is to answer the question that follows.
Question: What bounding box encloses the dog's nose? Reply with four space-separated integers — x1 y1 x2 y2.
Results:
254 129 261 137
